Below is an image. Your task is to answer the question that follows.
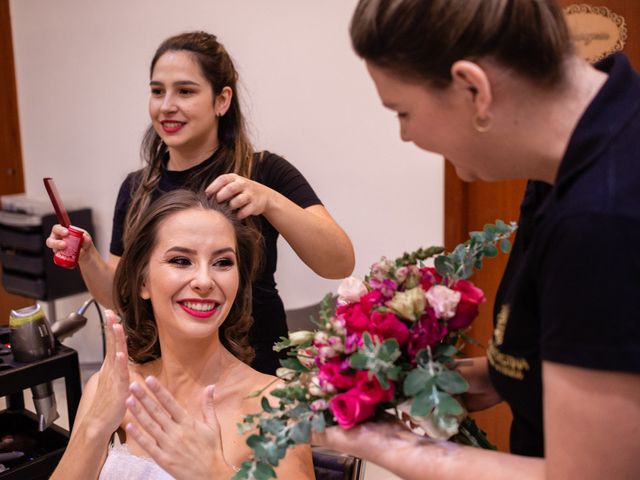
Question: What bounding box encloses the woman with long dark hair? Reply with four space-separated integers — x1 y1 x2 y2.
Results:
47 31 355 374
51 190 314 479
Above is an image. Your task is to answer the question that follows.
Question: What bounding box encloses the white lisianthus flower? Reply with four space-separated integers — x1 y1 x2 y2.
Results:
337 276 368 304
425 285 461 319
386 287 426 321
276 367 297 381
288 330 315 346
396 401 460 440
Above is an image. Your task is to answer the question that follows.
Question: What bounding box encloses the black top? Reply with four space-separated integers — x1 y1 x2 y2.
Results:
110 150 322 374
488 53 640 457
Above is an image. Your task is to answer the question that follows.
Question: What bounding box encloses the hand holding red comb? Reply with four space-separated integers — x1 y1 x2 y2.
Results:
43 177 83 268
43 177 72 228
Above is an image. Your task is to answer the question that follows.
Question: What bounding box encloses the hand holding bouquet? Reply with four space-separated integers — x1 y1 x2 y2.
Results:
233 221 517 480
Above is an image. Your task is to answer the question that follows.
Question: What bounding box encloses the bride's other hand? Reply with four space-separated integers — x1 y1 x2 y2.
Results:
125 377 236 479
88 310 130 433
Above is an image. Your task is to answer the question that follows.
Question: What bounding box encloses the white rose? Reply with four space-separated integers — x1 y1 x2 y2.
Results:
337 276 368 304
425 285 461 319
276 367 297 381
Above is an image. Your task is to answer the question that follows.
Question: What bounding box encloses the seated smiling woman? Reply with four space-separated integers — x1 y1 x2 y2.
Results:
51 190 314 480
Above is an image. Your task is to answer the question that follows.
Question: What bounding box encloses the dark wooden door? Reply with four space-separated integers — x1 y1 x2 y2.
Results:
445 0 640 451
0 0 32 325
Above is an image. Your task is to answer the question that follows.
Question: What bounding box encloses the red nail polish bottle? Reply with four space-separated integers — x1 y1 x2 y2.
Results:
53 226 84 269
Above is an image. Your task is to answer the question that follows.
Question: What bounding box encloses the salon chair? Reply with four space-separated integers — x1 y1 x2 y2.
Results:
312 447 365 480
285 301 325 332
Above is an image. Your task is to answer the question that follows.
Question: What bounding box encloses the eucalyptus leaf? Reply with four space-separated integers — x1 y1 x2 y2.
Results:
261 397 274 413
483 244 498 257
434 255 454 277
436 392 465 416
403 368 431 396
363 332 374 349
289 421 311 444
500 238 511 253
311 413 326 432
434 344 457 358
254 462 277 480
349 353 368 370
436 370 469 394
410 388 437 417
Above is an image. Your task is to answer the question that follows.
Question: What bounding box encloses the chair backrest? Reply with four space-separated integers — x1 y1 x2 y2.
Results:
312 447 366 480
285 302 323 332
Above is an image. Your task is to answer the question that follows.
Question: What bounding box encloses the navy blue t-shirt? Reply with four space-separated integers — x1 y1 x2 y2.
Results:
488 53 640 456
110 150 322 374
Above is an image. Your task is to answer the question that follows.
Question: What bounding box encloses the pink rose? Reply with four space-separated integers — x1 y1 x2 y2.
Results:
448 279 485 330
426 285 461 319
354 370 395 404
337 276 368 304
370 311 410 346
318 358 357 390
336 303 370 333
360 290 383 314
407 310 448 359
330 390 376 429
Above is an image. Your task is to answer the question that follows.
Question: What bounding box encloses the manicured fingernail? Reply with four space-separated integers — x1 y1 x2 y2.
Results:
208 384 215 398
126 396 136 409
145 376 159 389
130 382 143 395
126 422 136 433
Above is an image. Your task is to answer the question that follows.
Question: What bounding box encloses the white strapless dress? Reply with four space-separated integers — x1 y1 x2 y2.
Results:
99 443 174 480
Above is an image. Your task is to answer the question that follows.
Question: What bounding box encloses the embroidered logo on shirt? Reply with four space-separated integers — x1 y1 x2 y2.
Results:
487 304 530 380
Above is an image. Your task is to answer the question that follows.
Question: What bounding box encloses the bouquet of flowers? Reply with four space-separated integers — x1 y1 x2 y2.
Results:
233 220 517 480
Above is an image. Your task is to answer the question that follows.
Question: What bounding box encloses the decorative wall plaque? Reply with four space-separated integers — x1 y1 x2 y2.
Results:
564 4 627 63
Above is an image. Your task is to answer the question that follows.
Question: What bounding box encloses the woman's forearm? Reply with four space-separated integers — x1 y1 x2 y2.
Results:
318 421 543 480
50 419 111 480
78 247 118 308
264 198 355 279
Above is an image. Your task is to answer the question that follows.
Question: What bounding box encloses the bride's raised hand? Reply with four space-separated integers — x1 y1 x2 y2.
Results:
88 309 130 433
125 377 235 479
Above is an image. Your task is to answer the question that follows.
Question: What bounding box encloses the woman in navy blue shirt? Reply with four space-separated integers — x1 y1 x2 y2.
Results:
315 1 640 479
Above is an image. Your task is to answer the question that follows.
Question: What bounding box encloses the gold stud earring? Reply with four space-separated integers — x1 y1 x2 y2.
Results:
473 113 493 133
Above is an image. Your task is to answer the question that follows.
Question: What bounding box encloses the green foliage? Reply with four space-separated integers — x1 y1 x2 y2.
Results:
395 246 446 268
435 220 517 281
235 221 515 478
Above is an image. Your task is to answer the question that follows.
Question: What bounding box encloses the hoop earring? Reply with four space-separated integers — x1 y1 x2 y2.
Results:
473 113 493 133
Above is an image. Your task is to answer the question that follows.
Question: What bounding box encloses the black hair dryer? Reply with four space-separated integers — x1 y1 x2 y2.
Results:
9 304 59 431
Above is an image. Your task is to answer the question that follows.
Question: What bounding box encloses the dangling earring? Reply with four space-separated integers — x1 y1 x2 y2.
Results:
473 113 493 133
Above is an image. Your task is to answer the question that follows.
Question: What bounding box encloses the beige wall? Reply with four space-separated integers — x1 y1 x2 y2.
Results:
10 0 443 362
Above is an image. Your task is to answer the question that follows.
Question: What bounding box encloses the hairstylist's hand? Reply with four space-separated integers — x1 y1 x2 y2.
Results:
312 413 418 459
205 173 273 220
125 377 235 479
87 310 130 433
45 224 93 258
